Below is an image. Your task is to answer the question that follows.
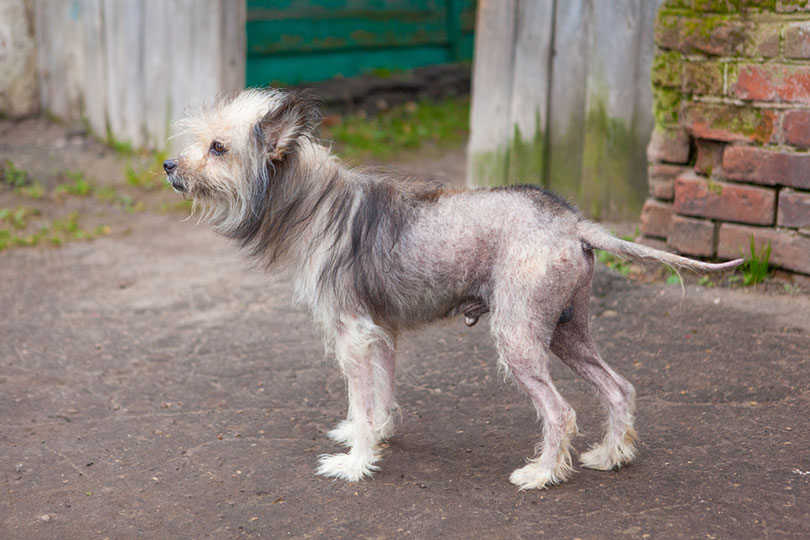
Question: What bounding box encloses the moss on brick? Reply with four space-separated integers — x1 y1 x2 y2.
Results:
683 61 724 95
683 102 775 143
653 87 683 128
683 14 729 40
778 0 809 10
652 51 683 88
693 0 777 12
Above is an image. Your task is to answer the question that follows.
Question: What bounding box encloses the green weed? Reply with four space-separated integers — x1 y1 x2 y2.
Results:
1 160 30 188
596 250 632 276
125 151 168 191
17 182 45 199
323 97 470 160
666 267 681 286
741 234 771 286
55 171 93 196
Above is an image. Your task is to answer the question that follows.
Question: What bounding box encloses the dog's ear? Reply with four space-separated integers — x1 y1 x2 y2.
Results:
258 90 321 162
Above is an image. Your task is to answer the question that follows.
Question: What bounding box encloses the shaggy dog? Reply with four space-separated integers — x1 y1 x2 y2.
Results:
164 89 742 490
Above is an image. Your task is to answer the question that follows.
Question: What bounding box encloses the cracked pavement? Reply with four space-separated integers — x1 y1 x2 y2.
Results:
1 212 809 539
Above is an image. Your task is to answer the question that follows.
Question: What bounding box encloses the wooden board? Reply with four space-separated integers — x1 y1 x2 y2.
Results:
467 0 663 220
34 0 246 151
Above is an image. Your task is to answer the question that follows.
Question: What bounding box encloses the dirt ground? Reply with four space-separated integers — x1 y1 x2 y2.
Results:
1 119 809 539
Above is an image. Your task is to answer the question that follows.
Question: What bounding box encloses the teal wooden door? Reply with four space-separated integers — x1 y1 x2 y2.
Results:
246 0 475 86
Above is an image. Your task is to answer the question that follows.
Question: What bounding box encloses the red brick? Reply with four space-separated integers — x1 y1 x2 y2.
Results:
722 146 810 189
667 214 716 257
674 171 776 225
648 164 687 201
640 199 674 238
778 189 810 228
732 64 810 104
785 22 810 58
681 102 777 144
679 18 751 56
647 128 691 164
695 139 725 175
782 110 810 148
718 223 810 274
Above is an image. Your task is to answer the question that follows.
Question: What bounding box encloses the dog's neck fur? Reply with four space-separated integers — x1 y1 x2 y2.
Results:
222 139 440 330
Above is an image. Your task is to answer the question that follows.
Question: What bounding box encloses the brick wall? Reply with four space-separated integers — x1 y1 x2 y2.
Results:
644 0 810 275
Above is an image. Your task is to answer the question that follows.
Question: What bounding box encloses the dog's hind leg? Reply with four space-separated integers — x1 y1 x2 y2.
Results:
550 280 637 471
491 301 578 489
317 316 393 481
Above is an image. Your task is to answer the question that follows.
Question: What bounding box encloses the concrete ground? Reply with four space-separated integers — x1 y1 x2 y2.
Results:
1 122 809 539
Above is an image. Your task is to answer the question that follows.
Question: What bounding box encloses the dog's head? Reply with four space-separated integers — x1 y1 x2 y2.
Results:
164 88 321 206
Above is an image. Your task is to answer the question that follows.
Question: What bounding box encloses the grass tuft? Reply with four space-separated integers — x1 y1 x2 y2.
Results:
323 97 469 160
741 234 771 286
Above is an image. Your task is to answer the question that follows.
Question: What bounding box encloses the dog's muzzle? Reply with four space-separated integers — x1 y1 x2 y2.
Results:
163 159 187 193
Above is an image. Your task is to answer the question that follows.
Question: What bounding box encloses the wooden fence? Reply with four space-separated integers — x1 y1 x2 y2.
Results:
467 0 664 220
35 0 245 151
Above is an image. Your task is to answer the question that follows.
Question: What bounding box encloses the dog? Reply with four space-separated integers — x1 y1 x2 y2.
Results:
163 88 743 490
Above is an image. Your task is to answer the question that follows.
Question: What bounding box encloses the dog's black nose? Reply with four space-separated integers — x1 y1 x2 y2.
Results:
163 159 178 173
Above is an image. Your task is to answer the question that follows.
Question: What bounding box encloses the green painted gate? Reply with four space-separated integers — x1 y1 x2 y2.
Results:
246 0 476 86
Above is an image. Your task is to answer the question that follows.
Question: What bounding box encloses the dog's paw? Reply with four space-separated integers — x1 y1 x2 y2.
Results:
326 420 355 447
509 460 570 491
579 437 637 471
316 452 380 482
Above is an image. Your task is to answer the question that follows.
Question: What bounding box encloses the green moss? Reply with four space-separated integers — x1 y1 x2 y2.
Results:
684 102 774 142
651 52 683 88
580 98 645 220
469 148 509 188
506 115 545 186
706 177 724 195
683 61 724 95
683 14 730 40
653 87 683 128
324 97 469 160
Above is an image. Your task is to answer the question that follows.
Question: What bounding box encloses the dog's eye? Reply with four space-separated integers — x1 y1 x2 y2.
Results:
210 141 226 155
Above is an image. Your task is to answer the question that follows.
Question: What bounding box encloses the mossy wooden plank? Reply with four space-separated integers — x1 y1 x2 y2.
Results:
466 0 518 187
546 0 592 203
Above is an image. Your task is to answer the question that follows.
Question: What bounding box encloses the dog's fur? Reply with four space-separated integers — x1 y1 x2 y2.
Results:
165 89 743 490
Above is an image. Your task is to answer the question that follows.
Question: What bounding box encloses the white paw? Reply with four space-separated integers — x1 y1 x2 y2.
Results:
509 460 570 491
316 452 379 482
326 420 354 447
579 435 637 471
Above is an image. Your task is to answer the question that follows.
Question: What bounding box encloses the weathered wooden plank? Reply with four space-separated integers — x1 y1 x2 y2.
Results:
220 0 247 93
631 0 666 155
465 0 517 187
546 0 592 201
35 0 85 122
143 0 172 150
579 0 645 219
505 0 554 185
80 0 108 138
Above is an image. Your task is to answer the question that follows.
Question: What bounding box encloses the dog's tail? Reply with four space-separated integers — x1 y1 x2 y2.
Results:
577 220 744 272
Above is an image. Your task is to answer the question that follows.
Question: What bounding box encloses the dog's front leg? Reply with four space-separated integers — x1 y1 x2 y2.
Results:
317 316 392 481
